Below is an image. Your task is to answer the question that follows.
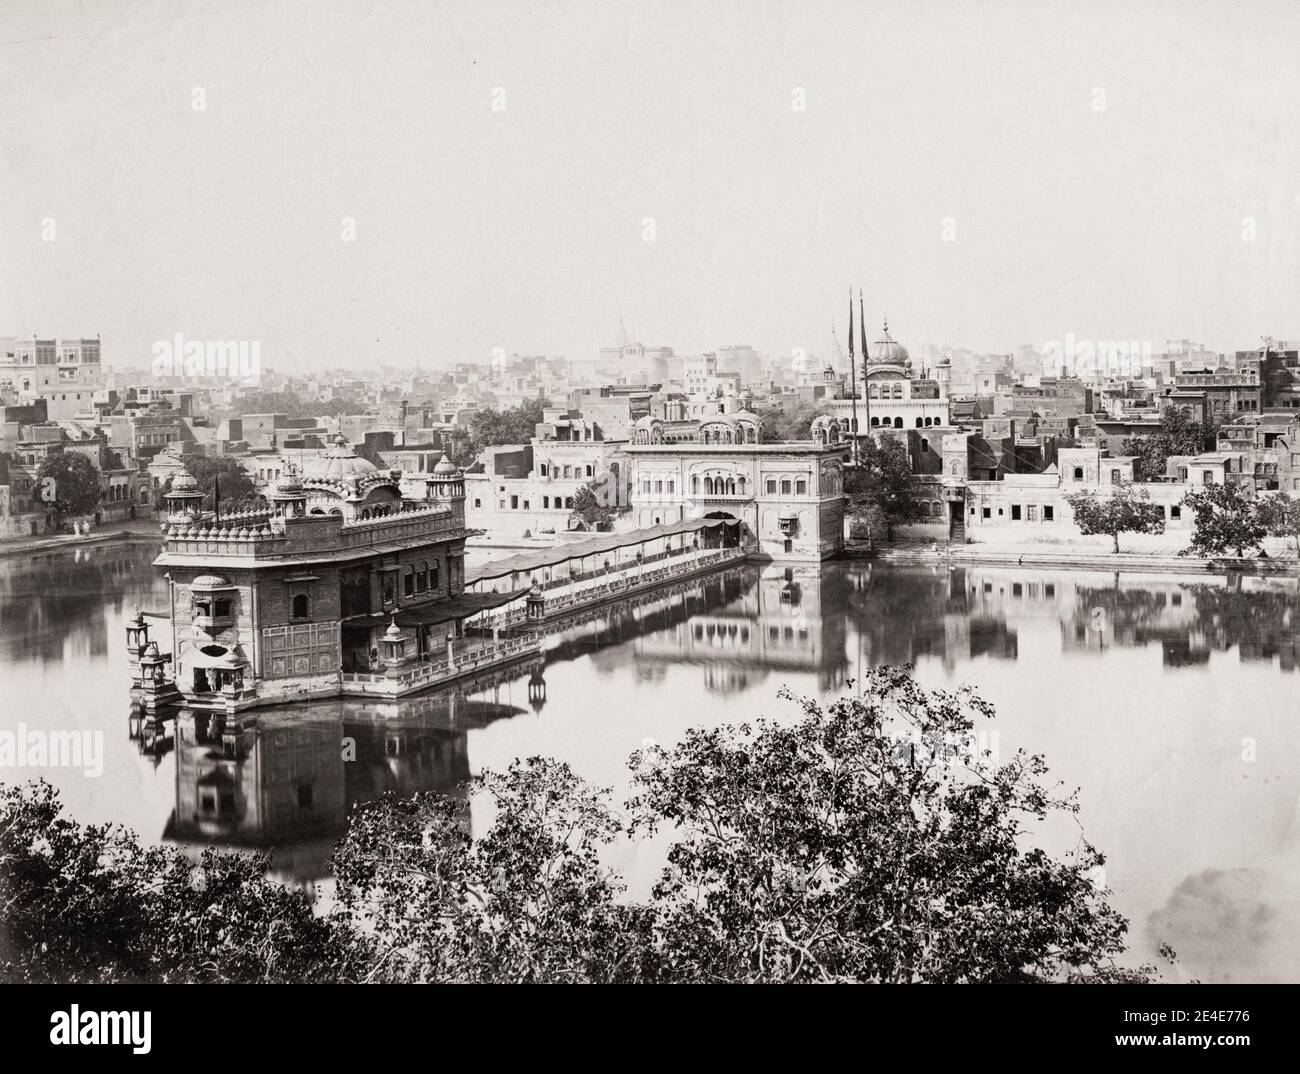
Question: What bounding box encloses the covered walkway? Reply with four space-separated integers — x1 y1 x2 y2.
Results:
465 518 734 592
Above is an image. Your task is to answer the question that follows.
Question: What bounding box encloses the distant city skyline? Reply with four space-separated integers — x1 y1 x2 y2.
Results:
3 0 1298 372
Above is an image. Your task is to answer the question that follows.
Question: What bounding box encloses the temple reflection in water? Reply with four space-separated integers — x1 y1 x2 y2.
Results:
633 563 850 693
160 667 540 884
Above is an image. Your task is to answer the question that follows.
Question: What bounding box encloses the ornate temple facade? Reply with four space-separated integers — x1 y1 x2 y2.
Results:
150 438 513 711
625 424 849 561
826 318 952 433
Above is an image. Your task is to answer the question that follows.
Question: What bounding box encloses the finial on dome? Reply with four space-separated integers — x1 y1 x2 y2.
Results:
333 433 347 446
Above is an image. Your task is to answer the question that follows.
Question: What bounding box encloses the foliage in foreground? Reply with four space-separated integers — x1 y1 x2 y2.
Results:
1 669 1155 983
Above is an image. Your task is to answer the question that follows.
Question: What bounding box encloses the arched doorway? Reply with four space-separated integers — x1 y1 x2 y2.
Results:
702 511 742 549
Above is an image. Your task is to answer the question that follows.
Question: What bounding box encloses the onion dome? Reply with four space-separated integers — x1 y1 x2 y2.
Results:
305 435 378 480
268 464 306 499
867 317 911 369
432 453 459 476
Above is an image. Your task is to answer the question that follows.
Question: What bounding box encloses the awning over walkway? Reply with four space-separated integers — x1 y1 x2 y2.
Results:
465 519 712 586
391 590 520 628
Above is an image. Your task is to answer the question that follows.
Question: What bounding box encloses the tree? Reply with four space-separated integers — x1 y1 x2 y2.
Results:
332 758 657 983
1181 480 1266 558
231 389 366 419
1257 493 1300 557
1122 406 1214 482
180 456 258 512
569 481 614 531
464 398 551 461
628 667 1136 983
758 400 831 443
844 435 923 542
0 782 350 983
35 452 101 528
1064 483 1166 553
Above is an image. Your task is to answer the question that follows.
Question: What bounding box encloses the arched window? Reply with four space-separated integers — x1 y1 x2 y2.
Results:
892 383 903 399
292 594 309 619
894 417 904 429
871 416 880 427
1073 467 1084 480
737 476 746 494
692 476 700 494
704 477 714 495
726 478 736 495
868 383 879 399
916 417 924 427
361 508 371 520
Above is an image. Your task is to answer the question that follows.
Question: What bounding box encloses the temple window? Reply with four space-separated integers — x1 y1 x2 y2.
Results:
292 594 309 619
214 598 232 618
416 561 429 593
403 568 414 597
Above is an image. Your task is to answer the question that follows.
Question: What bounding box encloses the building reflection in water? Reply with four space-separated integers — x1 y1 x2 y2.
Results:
840 563 1300 674
0 543 160 665
162 670 537 885
631 563 850 694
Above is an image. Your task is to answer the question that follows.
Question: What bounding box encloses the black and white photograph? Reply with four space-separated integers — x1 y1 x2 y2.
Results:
0 0 1296 1050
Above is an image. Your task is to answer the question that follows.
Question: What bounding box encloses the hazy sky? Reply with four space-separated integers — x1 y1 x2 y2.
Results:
2 0 1298 372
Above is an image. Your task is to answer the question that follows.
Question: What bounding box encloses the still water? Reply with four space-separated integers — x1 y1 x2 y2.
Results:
3 541 1299 983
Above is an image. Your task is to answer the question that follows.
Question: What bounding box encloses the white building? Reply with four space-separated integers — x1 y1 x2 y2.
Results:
0 336 103 400
825 320 951 433
625 428 849 561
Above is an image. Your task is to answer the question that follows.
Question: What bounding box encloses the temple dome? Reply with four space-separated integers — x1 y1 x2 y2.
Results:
169 472 200 494
432 453 459 476
304 435 378 480
868 318 911 369
268 468 305 498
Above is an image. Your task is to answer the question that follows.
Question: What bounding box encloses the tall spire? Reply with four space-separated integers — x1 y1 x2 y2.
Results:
847 288 854 369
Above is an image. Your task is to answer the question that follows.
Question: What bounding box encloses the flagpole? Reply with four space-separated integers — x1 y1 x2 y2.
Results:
848 288 859 467
860 290 871 442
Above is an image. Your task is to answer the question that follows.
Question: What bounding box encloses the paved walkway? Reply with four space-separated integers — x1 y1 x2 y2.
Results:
0 520 161 559
853 535 1300 574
